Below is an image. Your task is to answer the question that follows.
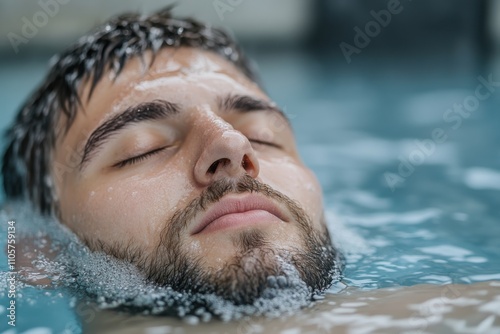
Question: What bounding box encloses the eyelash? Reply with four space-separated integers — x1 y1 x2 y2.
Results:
114 146 167 168
114 138 281 168
248 138 282 149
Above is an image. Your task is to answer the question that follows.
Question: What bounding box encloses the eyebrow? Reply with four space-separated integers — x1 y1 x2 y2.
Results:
219 94 289 124
79 100 179 169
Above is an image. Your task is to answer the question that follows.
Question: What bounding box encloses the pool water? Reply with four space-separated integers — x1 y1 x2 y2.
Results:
1 52 500 333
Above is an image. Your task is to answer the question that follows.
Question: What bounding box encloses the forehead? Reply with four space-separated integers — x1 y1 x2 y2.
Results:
57 46 271 163
77 47 267 123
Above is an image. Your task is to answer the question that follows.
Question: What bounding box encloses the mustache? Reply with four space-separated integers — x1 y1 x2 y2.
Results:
161 175 311 242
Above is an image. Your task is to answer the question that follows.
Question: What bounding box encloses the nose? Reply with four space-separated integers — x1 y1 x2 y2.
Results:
194 129 260 186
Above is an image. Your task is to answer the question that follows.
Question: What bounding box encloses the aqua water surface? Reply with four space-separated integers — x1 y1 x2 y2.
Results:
1 53 499 333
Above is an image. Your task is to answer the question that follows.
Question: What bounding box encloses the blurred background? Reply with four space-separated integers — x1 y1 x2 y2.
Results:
1 0 500 202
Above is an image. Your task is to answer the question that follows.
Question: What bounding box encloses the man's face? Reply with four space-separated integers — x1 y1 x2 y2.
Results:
53 47 336 303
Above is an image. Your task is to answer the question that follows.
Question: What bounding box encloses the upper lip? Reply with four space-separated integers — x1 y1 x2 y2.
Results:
190 194 289 235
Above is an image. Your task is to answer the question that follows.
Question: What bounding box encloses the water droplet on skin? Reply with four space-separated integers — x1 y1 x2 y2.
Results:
90 191 95 196
189 240 200 252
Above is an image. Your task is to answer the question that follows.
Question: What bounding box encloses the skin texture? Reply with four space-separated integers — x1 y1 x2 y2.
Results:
52 47 330 299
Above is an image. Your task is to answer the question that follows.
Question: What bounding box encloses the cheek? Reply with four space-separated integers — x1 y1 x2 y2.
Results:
258 159 324 223
60 167 196 249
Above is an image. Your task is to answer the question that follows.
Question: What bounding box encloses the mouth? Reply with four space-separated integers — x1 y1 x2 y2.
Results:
190 194 289 235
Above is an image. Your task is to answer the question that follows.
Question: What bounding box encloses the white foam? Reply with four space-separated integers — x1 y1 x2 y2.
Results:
469 274 500 281
400 255 431 263
444 315 499 333
419 275 452 284
480 300 500 315
326 210 373 259
418 245 472 261
342 208 440 227
280 328 301 334
465 257 488 263
341 302 367 308
145 326 173 334
334 190 391 209
1 203 338 322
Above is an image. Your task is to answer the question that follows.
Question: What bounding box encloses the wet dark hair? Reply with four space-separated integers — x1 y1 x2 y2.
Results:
1 7 257 216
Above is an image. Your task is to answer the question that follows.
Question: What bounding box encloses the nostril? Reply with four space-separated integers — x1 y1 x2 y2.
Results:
242 154 257 172
207 158 230 175
207 161 219 174
241 155 250 170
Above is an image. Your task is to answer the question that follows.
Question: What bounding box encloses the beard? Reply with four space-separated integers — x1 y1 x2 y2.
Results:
82 175 342 306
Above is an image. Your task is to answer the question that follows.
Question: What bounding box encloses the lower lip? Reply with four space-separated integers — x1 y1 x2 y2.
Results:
199 210 282 234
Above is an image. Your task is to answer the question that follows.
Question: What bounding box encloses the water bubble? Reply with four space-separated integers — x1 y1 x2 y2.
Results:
277 276 288 288
182 315 199 325
2 202 336 322
266 276 277 288
312 294 325 301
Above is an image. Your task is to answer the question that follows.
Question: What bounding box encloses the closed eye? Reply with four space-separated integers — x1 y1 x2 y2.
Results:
113 139 280 168
113 146 168 168
248 138 282 149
